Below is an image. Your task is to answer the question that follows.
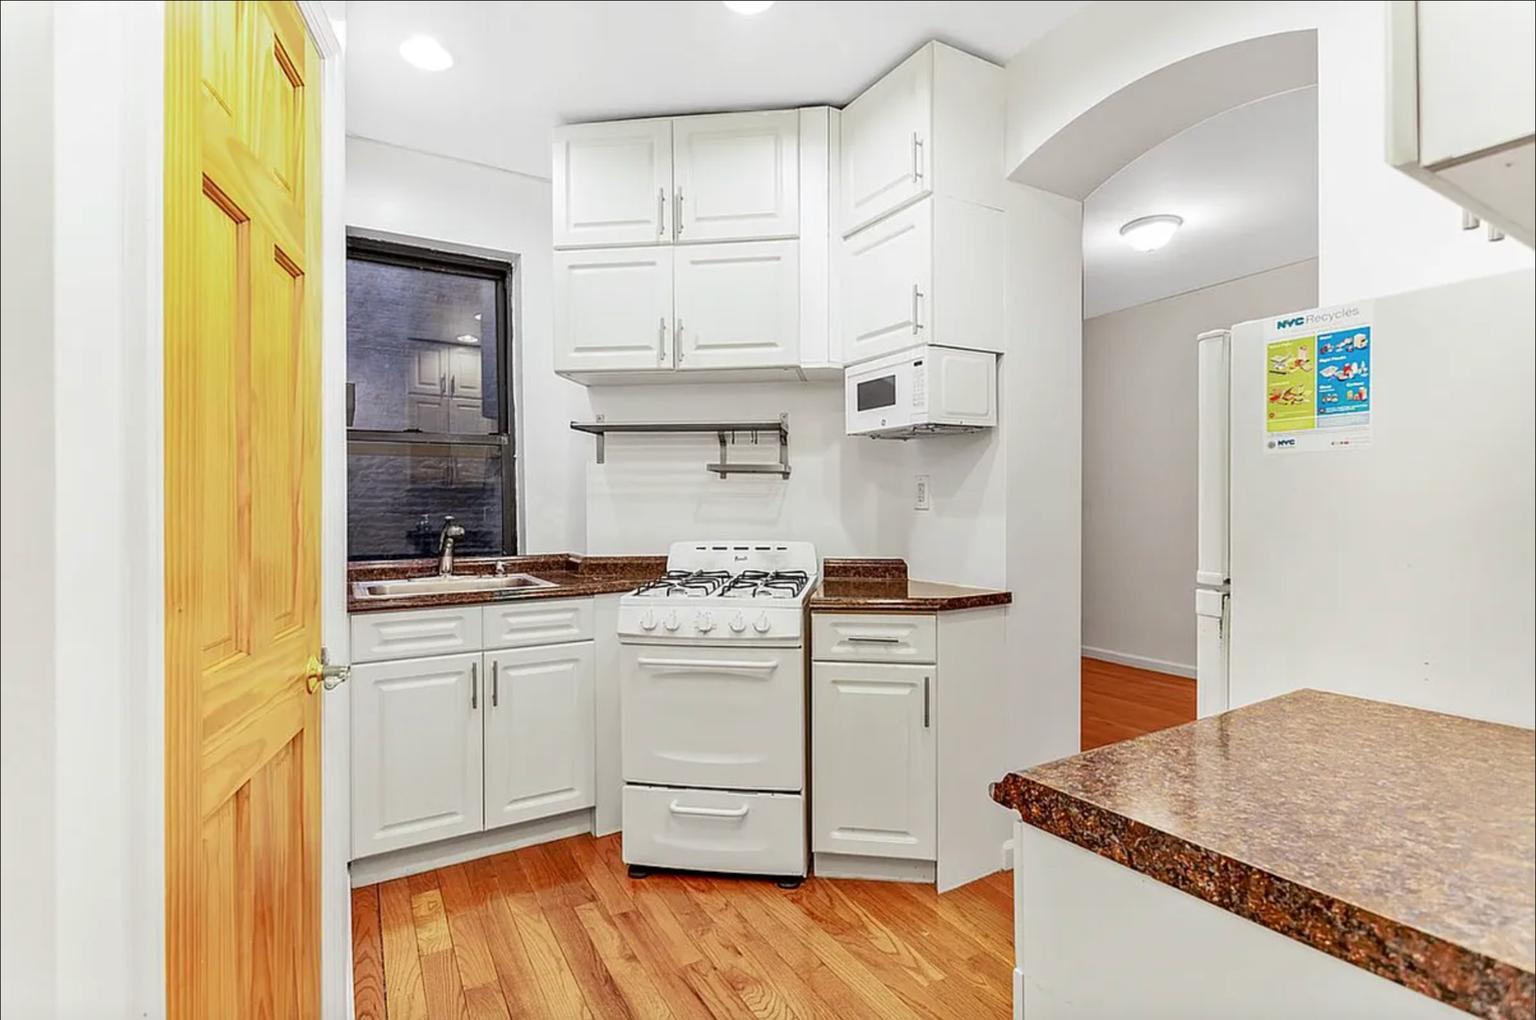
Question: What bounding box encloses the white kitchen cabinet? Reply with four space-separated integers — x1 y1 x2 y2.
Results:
351 652 485 858
674 240 800 370
553 119 672 248
839 42 1004 237
553 247 674 374
812 660 936 860
1386 1 1536 245
673 110 799 243
483 642 596 829
841 196 1004 364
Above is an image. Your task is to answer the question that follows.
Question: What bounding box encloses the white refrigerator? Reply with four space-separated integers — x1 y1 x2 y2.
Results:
1195 269 1535 728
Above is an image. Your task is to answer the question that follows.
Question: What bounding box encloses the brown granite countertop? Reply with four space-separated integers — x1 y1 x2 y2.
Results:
347 554 666 613
808 557 1011 613
991 690 1536 1020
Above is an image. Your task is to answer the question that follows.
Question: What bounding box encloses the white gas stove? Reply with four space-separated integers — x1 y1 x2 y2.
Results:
619 541 817 884
617 541 817 645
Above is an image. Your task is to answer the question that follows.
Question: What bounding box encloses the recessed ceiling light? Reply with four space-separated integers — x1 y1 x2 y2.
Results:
722 1 775 13
1119 214 1183 252
399 34 453 72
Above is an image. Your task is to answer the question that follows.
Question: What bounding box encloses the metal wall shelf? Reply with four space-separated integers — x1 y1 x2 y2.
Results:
570 415 791 479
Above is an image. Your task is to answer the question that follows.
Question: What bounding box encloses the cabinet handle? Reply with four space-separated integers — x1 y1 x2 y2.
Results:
668 799 749 819
676 319 684 362
659 317 668 364
675 188 684 236
846 635 900 644
658 187 666 237
911 285 924 335
439 372 446 395
470 661 478 710
923 675 931 728
912 132 924 183
449 375 456 396
491 660 499 708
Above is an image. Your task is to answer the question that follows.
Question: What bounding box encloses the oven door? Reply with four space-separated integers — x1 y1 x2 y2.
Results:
845 359 915 436
621 644 804 791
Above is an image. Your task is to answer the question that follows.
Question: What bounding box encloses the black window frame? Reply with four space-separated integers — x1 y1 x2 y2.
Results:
345 232 519 559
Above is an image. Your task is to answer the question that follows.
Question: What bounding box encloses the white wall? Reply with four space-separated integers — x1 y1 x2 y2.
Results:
345 136 589 554
1 4 58 1016
1005 2 1532 305
1082 260 1319 676
1003 183 1085 769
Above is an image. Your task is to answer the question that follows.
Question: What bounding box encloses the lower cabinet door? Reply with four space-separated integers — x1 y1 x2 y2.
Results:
351 652 484 858
484 641 596 828
811 660 936 860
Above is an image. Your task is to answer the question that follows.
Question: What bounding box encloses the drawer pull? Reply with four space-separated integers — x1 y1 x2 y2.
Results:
636 656 778 672
669 800 750 819
924 675 931 728
845 635 901 644
470 661 478 710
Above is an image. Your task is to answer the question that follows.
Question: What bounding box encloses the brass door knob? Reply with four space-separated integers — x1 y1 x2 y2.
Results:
304 649 351 694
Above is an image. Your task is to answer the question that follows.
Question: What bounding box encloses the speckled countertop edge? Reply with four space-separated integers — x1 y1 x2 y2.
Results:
809 557 1011 613
990 693 1536 1020
347 554 667 613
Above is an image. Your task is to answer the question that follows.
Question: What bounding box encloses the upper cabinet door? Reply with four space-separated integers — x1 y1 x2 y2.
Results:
673 111 800 243
553 120 673 248
841 199 932 365
554 247 674 374
840 45 933 236
675 240 800 370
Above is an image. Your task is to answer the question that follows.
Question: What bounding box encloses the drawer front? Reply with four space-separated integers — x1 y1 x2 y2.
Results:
621 644 804 791
351 607 482 664
812 612 937 664
483 597 594 650
622 784 806 877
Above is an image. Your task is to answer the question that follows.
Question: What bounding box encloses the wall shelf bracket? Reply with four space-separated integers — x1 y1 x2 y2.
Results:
570 414 791 479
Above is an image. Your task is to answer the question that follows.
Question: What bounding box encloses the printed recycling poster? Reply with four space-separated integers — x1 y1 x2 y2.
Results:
1262 302 1373 452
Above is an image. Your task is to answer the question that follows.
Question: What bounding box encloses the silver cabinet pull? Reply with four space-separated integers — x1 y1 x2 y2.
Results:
911 285 924 335
676 319 685 362
439 372 446 394
658 317 668 364
912 132 924 183
846 635 900 644
449 375 456 396
923 675 931 728
657 187 666 237
491 660 499 708
470 661 478 710
676 188 684 235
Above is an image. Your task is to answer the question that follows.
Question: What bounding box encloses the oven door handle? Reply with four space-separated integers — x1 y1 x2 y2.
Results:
668 799 750 819
635 657 778 672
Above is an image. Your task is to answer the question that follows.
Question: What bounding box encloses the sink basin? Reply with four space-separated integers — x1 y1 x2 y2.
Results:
355 573 556 599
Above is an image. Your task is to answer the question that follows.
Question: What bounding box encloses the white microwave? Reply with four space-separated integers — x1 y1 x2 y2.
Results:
845 345 998 438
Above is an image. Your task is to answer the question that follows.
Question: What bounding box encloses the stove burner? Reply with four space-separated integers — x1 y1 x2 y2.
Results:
721 569 810 600
633 568 810 600
632 570 733 598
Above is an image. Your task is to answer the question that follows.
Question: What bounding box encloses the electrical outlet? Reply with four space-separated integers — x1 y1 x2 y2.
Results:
914 474 931 511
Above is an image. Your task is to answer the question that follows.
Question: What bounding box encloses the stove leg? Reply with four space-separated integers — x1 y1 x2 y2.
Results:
775 876 804 890
627 865 652 880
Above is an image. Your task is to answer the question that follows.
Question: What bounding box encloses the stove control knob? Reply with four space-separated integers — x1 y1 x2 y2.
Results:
639 610 657 632
753 612 772 634
663 610 680 632
695 611 714 634
729 612 747 634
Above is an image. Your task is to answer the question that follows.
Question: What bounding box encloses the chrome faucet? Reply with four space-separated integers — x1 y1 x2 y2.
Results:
437 516 465 576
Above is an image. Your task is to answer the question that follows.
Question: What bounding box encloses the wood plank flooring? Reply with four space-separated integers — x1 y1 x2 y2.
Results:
1080 656 1197 751
353 832 1015 1019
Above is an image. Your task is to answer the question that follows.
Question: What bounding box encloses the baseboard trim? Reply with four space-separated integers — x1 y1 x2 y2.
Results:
813 852 935 884
1082 646 1196 679
349 808 594 887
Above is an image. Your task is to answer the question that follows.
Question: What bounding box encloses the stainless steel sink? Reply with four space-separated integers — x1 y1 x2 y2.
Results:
354 573 556 599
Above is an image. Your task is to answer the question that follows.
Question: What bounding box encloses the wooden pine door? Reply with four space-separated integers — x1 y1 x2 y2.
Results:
164 3 323 1017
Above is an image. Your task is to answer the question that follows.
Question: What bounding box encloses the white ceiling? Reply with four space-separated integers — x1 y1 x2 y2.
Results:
344 1 1088 178
1082 87 1319 319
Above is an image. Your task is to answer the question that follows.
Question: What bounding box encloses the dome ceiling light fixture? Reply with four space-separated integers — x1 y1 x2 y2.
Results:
399 34 454 72
1119 214 1184 253
722 1 776 13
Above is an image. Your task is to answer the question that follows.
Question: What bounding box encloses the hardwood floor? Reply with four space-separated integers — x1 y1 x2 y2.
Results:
352 832 1015 1019
1080 656 1197 751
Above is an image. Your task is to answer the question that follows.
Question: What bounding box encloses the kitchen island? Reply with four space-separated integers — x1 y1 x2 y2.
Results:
992 689 1535 1020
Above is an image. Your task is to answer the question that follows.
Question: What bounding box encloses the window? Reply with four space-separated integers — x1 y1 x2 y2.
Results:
346 235 517 560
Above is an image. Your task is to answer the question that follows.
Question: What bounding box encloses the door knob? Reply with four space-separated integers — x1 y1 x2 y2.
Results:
304 648 350 694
